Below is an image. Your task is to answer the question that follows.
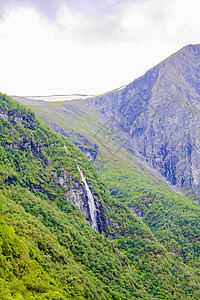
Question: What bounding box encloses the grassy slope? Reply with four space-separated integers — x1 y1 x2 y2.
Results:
2 94 199 299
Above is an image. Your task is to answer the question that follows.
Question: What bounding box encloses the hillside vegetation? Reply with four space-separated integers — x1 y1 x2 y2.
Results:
0 93 200 299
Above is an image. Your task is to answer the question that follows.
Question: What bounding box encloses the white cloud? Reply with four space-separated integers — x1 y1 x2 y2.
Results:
165 0 200 43
0 0 200 96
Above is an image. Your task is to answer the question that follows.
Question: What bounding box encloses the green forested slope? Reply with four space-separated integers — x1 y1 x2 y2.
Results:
99 159 200 267
0 93 200 299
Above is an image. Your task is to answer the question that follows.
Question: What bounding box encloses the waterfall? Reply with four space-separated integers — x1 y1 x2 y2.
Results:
77 166 98 232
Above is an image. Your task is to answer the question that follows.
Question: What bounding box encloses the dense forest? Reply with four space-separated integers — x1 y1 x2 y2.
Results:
0 93 200 299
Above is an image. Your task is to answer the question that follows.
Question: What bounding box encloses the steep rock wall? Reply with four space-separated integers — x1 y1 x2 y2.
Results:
86 45 200 201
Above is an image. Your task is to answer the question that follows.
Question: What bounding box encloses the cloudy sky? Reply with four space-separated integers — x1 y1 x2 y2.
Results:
0 0 200 96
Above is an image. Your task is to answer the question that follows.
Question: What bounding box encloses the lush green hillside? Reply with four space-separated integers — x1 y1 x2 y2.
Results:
0 93 200 299
99 156 200 266
15 94 200 268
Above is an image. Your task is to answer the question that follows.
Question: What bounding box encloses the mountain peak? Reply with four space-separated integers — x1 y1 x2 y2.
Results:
165 43 200 65
182 43 200 51
171 44 200 56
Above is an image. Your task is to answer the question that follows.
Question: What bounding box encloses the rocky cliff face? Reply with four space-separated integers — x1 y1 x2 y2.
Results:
52 168 106 233
85 45 200 201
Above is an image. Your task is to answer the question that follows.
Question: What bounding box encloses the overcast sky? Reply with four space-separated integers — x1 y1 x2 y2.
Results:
0 0 200 96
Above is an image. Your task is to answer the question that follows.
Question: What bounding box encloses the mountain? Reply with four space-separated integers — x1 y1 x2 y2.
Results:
2 93 200 299
13 44 200 201
7 44 200 298
82 44 200 201
1 93 200 299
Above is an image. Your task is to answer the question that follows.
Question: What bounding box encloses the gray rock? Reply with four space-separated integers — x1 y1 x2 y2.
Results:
86 44 200 202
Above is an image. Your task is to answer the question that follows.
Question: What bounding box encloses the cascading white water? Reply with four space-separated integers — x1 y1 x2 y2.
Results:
77 166 98 232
